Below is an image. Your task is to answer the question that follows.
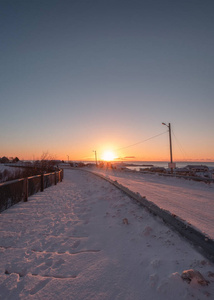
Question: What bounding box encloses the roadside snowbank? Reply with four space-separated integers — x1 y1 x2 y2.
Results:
0 169 213 299
92 168 214 239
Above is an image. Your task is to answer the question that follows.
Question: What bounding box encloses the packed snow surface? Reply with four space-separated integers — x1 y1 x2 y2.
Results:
0 169 214 299
92 168 214 239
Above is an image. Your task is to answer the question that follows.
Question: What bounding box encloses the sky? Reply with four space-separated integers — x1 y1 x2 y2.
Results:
1 0 214 162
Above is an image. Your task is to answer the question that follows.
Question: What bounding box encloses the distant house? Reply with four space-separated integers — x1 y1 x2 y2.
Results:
175 167 190 175
186 165 209 173
149 167 166 173
70 162 85 168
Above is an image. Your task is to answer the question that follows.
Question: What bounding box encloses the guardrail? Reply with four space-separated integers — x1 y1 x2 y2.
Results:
0 169 64 213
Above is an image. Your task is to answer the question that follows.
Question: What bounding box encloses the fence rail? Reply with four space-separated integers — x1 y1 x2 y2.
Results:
0 169 64 213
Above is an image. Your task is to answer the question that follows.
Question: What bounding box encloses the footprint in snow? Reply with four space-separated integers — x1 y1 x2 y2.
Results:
29 278 51 295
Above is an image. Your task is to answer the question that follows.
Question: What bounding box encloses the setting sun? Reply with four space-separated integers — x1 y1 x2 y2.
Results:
101 150 116 161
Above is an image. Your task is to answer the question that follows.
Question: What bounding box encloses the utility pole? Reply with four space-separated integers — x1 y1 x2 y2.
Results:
93 150 98 166
162 122 174 173
67 155 69 163
168 123 173 164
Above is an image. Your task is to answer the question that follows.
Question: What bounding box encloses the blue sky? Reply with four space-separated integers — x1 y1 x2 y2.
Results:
1 0 214 161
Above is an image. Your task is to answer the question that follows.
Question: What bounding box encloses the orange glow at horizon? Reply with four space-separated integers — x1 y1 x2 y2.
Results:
5 135 214 162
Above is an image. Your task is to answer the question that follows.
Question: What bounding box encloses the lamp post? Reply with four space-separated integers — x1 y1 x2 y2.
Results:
67 155 69 164
162 122 174 173
93 150 98 166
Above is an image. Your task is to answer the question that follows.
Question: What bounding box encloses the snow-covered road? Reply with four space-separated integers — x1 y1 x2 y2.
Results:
0 169 214 299
91 168 214 239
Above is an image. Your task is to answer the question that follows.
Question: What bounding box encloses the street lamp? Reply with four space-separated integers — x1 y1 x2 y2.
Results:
93 150 98 166
162 122 175 173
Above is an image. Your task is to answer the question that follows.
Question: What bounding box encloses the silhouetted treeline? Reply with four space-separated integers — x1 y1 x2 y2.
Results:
0 156 19 163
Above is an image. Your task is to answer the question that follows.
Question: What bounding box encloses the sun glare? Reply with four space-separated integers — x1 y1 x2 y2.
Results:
101 150 116 161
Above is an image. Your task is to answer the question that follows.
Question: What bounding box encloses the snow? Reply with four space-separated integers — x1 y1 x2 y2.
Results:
0 165 19 183
91 168 214 239
0 169 214 299
0 165 18 172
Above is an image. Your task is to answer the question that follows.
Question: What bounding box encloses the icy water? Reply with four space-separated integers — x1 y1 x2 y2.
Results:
123 161 214 171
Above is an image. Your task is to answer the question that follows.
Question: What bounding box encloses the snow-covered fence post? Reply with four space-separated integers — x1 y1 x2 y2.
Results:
24 177 28 202
59 170 62 182
54 172 57 185
41 174 44 192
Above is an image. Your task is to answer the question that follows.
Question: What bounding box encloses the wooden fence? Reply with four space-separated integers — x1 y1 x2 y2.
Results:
0 169 64 213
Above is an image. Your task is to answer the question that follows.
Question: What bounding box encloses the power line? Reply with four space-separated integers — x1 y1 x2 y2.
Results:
116 131 168 151
172 129 188 161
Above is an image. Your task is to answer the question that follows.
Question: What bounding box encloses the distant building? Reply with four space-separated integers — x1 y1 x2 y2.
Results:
149 167 166 173
175 167 190 175
186 165 209 173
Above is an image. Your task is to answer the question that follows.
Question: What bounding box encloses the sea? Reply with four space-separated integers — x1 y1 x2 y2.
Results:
116 161 214 171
